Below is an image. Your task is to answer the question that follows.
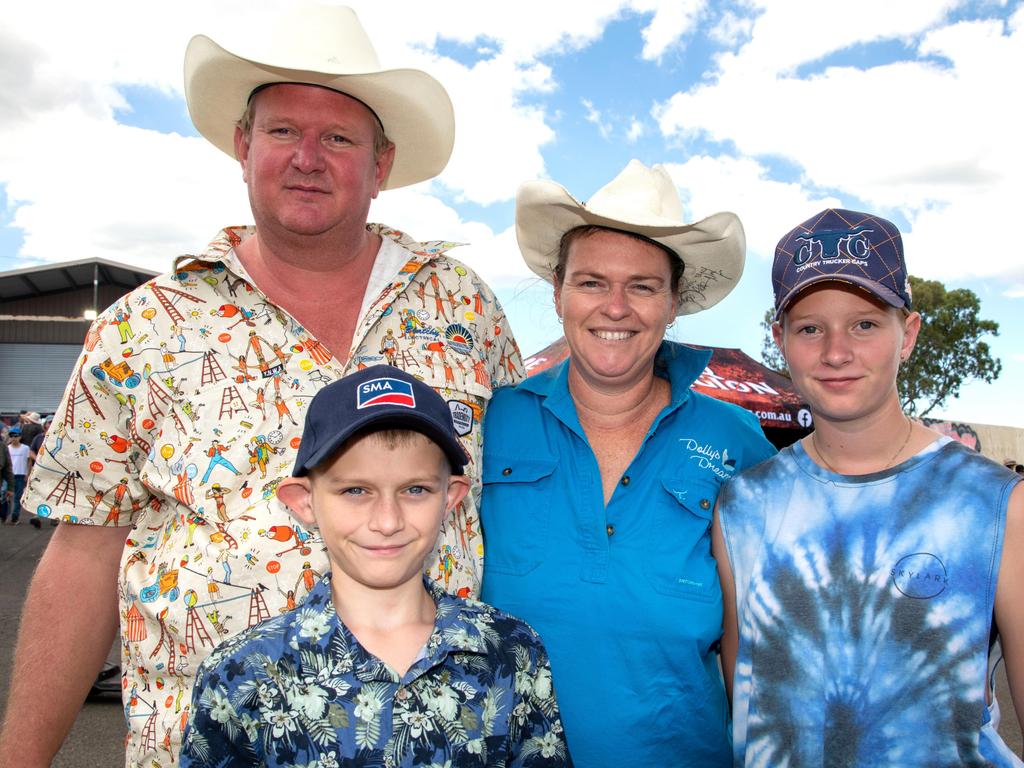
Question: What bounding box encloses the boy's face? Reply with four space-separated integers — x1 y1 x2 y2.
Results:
277 431 469 596
772 283 920 425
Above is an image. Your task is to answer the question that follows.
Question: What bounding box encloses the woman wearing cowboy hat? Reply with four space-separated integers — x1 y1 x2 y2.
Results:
480 160 776 766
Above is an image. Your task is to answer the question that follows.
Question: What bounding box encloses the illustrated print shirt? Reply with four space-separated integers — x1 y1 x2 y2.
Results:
180 575 572 767
21 225 523 768
719 438 1023 768
480 341 777 768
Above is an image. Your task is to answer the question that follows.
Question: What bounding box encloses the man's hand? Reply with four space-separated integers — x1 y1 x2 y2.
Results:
0 523 127 767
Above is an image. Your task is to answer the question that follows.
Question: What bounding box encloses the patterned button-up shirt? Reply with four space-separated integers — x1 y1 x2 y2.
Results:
180 575 572 767
22 225 523 767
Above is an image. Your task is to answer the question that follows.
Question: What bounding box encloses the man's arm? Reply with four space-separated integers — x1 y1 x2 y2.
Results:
0 523 126 768
712 503 738 700
995 482 1024 734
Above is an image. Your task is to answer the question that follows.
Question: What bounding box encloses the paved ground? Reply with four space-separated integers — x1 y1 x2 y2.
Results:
0 522 125 767
1 522 1021 764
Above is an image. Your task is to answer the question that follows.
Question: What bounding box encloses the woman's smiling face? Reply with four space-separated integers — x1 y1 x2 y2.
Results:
555 228 679 388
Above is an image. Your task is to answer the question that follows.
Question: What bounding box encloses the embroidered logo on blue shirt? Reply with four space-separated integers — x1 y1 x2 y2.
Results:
356 378 416 409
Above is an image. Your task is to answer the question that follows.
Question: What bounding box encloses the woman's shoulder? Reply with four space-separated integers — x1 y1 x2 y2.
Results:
488 371 552 412
686 390 775 451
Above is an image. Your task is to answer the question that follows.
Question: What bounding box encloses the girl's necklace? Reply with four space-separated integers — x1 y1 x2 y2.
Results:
811 415 914 476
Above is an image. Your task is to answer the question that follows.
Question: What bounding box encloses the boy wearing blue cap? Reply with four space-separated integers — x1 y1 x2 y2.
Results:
181 365 570 767
714 210 1023 766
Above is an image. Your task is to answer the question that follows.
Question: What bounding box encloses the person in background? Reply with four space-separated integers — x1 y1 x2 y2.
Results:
481 160 776 766
3 427 30 525
715 209 1023 766
18 411 43 448
0 427 13 522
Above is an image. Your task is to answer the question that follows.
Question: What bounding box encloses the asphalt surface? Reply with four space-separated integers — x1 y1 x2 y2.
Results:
0 522 1021 765
0 522 125 767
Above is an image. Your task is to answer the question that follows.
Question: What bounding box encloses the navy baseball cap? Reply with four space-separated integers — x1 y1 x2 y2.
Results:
292 365 468 476
8 426 21 435
772 208 912 320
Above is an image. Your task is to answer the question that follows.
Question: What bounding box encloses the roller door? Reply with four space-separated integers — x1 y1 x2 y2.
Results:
0 343 83 415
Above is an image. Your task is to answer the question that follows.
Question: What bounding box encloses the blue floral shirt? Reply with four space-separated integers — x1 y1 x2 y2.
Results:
181 575 571 767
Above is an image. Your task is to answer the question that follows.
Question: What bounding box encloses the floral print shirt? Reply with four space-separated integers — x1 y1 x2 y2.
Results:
21 225 522 767
180 575 572 767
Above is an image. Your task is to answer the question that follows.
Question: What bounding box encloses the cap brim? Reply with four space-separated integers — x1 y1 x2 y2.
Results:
293 412 467 477
774 275 907 320
515 180 745 315
184 35 455 190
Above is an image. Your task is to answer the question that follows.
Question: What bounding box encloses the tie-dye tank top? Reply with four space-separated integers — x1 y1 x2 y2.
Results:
719 436 1022 767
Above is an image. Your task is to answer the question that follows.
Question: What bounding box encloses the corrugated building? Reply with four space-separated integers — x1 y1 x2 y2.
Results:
0 258 158 415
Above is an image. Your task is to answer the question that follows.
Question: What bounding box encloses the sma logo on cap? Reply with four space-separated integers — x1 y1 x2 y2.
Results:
356 378 416 409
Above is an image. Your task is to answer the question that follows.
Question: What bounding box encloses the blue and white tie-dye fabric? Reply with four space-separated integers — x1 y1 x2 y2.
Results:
719 436 1022 767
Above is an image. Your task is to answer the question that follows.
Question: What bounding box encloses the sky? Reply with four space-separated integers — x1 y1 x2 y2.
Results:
2 0 1022 427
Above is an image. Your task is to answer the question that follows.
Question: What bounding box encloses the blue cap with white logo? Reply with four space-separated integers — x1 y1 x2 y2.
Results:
292 365 468 476
772 208 912 320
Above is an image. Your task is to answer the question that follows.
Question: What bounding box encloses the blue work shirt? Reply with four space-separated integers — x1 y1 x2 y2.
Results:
481 341 776 768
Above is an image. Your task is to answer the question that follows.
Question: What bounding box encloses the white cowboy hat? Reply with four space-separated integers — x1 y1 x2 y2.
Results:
515 160 745 315
183 4 454 190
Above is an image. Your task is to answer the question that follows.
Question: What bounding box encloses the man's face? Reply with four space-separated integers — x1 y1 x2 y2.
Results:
234 84 395 243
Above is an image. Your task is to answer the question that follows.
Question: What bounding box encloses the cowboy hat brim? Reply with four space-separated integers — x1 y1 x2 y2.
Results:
515 179 745 315
184 34 455 190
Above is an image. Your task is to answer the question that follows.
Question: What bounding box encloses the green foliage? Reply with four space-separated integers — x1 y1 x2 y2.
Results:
899 276 1001 418
759 276 1001 418
759 308 788 377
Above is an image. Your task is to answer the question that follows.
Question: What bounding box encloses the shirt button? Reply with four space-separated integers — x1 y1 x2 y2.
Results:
606 524 615 537
502 467 512 476
620 475 630 486
700 499 711 510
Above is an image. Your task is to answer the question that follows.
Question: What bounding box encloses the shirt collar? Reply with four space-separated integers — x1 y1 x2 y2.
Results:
170 224 464 291
293 573 491 683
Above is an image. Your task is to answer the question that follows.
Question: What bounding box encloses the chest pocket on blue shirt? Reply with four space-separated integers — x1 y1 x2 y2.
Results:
480 455 557 576
642 474 722 603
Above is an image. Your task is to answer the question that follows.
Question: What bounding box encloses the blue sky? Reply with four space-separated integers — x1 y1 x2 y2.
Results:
2 0 1022 427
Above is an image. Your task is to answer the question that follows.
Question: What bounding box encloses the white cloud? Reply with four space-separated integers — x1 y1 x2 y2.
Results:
2 108 249 271
709 10 754 47
655 6 1024 285
428 52 555 205
582 99 613 139
716 0 959 76
662 155 842 260
632 0 708 61
626 118 645 142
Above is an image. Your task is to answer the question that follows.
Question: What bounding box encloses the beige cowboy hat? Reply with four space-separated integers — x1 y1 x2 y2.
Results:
516 159 745 315
183 4 454 190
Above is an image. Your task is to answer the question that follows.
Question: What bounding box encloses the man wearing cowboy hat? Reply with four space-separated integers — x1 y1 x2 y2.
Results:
2 6 521 767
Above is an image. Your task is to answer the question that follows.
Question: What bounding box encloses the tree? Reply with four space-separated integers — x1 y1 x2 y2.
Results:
759 276 1001 418
898 276 1001 417
759 309 788 377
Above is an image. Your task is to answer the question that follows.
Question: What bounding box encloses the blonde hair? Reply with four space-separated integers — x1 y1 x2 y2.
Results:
237 85 391 158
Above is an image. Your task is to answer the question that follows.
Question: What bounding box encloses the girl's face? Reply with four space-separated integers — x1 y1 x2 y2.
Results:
773 283 919 426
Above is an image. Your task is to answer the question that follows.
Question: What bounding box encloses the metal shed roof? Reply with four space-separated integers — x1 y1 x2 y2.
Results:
0 257 159 303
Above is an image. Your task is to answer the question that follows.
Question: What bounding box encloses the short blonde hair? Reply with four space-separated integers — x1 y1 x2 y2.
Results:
237 85 391 158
